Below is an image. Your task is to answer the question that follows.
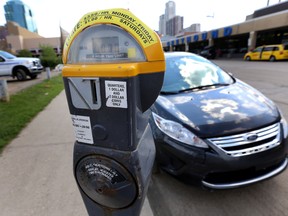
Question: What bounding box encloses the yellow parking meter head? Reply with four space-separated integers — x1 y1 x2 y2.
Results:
63 9 165 66
62 8 165 112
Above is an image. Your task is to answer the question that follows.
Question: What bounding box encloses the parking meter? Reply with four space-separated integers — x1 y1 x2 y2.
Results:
62 8 165 216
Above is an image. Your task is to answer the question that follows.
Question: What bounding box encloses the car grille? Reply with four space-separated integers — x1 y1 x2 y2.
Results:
207 123 281 157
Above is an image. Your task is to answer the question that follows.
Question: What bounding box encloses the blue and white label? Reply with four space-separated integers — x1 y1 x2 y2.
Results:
71 115 93 144
105 81 127 108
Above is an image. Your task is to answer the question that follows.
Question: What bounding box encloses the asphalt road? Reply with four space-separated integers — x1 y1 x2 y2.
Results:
147 60 288 216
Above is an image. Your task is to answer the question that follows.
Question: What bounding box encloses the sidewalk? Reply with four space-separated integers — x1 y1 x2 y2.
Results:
0 91 153 216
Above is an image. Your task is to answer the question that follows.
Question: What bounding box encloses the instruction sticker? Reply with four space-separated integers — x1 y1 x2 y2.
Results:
105 80 127 108
71 115 93 144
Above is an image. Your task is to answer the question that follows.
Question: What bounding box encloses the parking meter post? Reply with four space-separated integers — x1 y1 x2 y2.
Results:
62 8 165 216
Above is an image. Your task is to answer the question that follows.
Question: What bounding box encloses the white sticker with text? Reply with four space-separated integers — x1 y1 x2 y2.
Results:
71 115 93 144
105 80 127 108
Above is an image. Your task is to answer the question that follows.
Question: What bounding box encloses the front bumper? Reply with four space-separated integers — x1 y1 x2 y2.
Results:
202 158 287 189
153 130 288 189
29 65 43 74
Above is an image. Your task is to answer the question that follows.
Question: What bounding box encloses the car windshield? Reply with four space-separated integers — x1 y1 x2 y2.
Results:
0 51 16 59
161 54 234 94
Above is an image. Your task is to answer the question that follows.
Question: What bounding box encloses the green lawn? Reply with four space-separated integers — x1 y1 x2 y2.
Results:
0 75 64 152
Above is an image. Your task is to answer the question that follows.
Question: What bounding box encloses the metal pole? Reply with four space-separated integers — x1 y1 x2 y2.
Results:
0 80 10 102
46 67 51 80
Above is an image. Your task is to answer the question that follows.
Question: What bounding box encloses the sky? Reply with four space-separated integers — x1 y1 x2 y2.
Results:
0 0 285 38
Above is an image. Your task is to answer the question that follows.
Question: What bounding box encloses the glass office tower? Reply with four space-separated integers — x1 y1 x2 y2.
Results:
4 0 38 33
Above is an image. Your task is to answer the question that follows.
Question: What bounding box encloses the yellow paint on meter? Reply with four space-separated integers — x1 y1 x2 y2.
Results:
62 8 165 112
62 8 164 73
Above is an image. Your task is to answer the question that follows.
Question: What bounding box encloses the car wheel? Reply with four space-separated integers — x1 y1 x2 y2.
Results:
16 69 27 81
30 74 38 79
245 56 251 61
269 56 276 62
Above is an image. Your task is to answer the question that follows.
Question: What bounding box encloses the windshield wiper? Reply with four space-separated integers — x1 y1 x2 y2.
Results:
160 90 180 95
178 83 230 93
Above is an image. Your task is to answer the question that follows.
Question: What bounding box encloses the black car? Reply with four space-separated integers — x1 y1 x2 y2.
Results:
199 46 216 59
149 52 288 189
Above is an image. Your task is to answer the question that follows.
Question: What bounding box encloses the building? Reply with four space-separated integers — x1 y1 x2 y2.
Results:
163 1 288 57
3 21 67 56
159 14 166 35
166 16 183 36
159 1 177 36
159 1 184 37
165 1 176 21
184 24 201 33
4 0 38 33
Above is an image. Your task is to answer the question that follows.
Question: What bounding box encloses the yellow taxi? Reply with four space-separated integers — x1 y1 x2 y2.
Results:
244 44 288 61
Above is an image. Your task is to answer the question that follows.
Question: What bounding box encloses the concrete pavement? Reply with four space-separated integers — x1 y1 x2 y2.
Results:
0 90 154 216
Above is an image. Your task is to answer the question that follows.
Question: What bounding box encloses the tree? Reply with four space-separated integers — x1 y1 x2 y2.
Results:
18 49 33 57
39 45 61 68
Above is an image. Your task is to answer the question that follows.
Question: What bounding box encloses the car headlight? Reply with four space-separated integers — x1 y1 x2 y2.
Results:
152 112 208 148
281 117 288 139
279 109 288 138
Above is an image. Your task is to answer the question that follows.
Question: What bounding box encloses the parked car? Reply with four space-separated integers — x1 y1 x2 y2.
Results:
0 50 43 81
149 52 288 189
199 46 216 59
244 44 288 61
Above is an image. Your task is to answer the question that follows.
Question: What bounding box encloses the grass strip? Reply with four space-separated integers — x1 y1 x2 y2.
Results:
0 75 64 152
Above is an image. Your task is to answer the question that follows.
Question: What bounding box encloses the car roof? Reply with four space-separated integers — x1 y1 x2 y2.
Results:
257 44 282 48
164 51 197 58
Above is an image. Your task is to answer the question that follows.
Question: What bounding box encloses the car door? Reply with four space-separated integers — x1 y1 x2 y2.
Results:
0 56 9 76
282 44 288 59
261 46 274 60
251 47 263 60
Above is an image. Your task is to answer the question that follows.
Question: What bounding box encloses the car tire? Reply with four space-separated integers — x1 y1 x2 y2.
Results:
269 56 276 62
245 56 251 61
15 69 27 81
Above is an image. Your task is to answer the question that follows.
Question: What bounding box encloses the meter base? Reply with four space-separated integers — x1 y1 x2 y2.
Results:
74 124 155 216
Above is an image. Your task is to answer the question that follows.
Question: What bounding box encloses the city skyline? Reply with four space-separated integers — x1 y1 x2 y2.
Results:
0 0 285 38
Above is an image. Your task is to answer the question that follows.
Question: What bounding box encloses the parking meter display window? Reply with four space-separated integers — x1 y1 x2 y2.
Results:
68 24 146 64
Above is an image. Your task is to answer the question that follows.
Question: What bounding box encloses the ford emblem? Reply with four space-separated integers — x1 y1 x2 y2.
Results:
245 133 258 141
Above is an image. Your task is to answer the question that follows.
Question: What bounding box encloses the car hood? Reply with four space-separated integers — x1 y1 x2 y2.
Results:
154 80 280 138
9 57 40 62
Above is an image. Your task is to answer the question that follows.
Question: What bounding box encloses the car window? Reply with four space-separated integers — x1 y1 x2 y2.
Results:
0 56 5 62
263 47 274 51
284 44 288 50
0 51 16 59
253 47 262 52
162 55 234 93
273 46 279 51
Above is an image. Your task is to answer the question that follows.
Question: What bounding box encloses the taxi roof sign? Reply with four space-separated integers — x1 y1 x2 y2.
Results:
62 8 164 64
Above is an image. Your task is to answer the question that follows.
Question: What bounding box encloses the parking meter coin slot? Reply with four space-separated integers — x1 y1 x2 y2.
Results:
90 80 99 105
68 77 101 110
76 155 137 209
